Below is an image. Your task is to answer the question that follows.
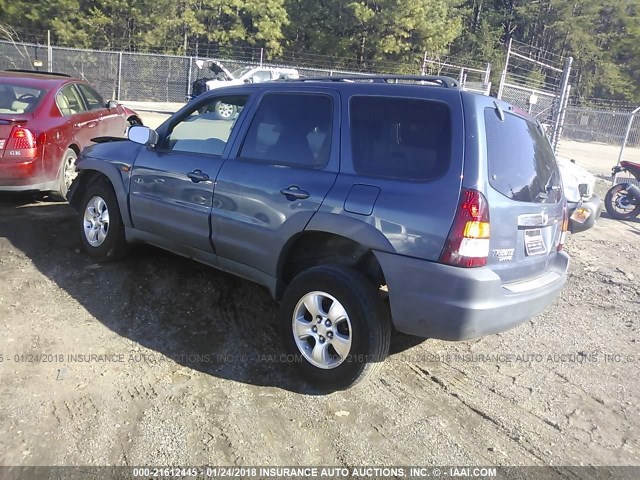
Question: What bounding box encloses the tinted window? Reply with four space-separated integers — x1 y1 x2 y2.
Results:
485 108 561 203
239 93 332 168
0 83 46 113
350 96 451 181
164 95 248 156
56 85 86 116
77 84 105 111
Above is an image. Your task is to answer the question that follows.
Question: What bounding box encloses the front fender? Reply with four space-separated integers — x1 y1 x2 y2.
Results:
69 156 133 227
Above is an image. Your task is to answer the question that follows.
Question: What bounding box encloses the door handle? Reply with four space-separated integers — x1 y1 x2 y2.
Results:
280 185 310 200
187 169 210 183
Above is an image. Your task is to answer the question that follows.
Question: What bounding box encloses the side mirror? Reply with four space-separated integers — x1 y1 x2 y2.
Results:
243 78 253 84
106 100 118 109
128 126 159 146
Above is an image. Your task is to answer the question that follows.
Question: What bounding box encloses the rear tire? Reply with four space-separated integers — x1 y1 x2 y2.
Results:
604 184 640 219
279 265 391 389
78 178 130 261
52 148 77 201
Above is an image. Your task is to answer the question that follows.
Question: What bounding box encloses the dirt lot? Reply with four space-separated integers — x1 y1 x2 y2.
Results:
0 133 639 468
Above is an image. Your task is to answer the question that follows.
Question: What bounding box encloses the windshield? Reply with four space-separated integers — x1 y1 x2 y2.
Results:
231 67 253 79
0 83 47 114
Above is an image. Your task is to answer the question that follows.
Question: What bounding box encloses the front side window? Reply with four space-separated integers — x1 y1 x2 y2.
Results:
56 85 86 116
76 84 105 111
350 96 452 181
239 93 333 168
163 95 248 156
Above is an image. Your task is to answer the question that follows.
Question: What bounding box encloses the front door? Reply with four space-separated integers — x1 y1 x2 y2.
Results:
129 93 251 252
211 89 340 276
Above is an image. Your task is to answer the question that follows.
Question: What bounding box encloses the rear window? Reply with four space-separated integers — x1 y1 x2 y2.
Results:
350 96 451 181
485 108 561 203
0 83 46 114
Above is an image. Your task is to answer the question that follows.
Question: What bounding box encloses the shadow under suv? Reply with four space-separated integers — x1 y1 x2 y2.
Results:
68 75 570 389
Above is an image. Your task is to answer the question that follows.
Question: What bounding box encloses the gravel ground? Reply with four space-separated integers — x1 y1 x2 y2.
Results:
0 144 639 468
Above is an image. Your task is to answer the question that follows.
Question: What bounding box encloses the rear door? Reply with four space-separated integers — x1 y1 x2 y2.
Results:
481 105 565 283
210 89 340 276
55 84 100 149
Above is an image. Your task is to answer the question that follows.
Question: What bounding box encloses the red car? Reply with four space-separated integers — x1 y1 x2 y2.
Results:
0 70 142 198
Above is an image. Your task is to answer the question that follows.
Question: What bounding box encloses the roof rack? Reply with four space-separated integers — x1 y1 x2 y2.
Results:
4 69 71 78
285 75 460 88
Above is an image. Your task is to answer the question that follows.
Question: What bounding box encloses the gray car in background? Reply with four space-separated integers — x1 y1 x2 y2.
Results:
68 76 570 389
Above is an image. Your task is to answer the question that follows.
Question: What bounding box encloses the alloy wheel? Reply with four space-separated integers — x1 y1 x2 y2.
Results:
292 291 353 369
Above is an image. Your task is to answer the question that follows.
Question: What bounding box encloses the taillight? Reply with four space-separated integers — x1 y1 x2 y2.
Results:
557 203 569 251
7 126 38 150
440 189 491 267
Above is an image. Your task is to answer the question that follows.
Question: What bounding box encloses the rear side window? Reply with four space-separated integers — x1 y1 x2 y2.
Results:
350 96 452 181
239 93 333 168
56 85 86 116
485 108 561 203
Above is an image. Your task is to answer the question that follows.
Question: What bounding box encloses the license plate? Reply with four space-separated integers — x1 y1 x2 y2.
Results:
524 228 547 256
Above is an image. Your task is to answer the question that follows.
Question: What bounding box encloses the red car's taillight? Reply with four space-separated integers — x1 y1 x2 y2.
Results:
440 188 491 268
7 126 40 150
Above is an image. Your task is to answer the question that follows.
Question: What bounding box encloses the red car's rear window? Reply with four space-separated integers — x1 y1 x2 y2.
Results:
0 83 47 114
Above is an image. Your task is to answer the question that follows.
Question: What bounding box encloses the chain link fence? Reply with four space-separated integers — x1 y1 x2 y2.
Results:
561 103 640 147
1 39 491 104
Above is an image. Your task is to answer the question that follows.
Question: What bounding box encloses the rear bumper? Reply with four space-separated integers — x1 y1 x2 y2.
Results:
0 159 54 191
568 195 602 234
375 251 570 341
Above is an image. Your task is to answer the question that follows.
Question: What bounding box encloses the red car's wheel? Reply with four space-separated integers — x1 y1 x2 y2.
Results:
52 148 77 201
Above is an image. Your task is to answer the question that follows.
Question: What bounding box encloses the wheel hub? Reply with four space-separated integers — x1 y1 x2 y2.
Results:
292 291 352 370
83 195 110 247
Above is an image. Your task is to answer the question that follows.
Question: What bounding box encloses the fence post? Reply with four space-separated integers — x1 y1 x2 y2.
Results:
260 48 263 68
116 52 123 101
47 30 52 72
614 106 640 183
484 63 491 85
497 38 512 100
551 56 573 153
187 56 193 99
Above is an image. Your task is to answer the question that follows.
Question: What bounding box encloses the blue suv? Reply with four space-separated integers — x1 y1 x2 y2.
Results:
68 76 570 388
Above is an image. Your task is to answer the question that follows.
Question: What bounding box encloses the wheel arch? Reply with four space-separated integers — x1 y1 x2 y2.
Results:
67 159 132 227
275 228 390 301
126 115 143 126
68 144 81 157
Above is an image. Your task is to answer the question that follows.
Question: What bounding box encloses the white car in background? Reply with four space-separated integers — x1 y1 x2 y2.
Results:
557 157 602 233
188 60 299 119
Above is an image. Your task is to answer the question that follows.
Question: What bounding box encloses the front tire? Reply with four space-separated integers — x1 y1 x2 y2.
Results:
280 265 391 389
79 178 130 261
604 184 640 219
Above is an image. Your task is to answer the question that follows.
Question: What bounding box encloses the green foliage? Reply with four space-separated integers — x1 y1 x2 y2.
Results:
0 0 637 101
